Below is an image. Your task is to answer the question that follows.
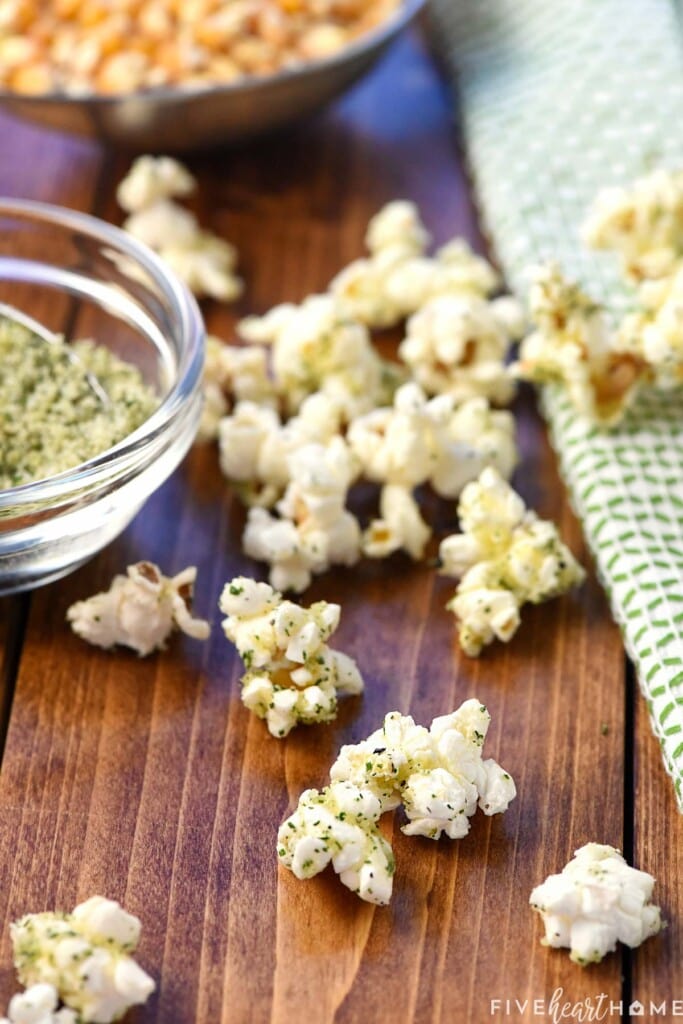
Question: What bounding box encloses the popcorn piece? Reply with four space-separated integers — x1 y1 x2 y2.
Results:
218 394 347 508
280 699 514 904
160 233 243 302
67 562 210 657
330 201 500 330
0 984 77 1024
515 263 647 426
242 438 361 592
11 897 155 1024
330 699 516 839
583 166 683 282
238 293 394 417
118 156 242 302
219 577 363 736
365 199 431 256
123 198 198 250
116 155 195 213
398 293 521 404
362 484 431 560
530 844 663 965
197 336 275 442
439 467 585 656
347 382 517 498
277 781 395 905
617 265 683 388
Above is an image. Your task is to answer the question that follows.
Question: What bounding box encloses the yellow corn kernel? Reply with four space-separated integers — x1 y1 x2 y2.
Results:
95 50 149 93
9 61 55 94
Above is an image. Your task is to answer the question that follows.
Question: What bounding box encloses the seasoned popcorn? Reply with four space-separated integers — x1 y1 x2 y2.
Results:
398 293 523 404
238 293 394 416
11 897 155 1024
279 700 514 904
118 155 243 302
365 200 431 256
218 394 347 508
439 467 585 656
197 335 275 442
277 781 395 905
515 263 647 426
530 844 663 965
0 984 76 1024
330 700 516 839
347 382 517 499
330 201 501 329
583 166 683 282
67 562 210 657
362 484 431 560
617 265 683 388
243 439 361 593
116 155 195 214
219 577 363 736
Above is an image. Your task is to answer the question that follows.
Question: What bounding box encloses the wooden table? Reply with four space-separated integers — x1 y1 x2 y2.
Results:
0 26 681 1024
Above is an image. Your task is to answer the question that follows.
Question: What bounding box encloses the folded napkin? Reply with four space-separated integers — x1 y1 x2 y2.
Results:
429 0 683 808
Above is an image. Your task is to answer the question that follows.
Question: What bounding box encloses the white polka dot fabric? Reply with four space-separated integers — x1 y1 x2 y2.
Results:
429 0 683 808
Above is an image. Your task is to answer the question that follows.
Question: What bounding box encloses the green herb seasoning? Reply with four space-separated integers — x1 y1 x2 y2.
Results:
0 316 157 488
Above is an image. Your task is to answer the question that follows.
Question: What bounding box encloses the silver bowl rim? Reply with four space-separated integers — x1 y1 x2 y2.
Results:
0 0 427 109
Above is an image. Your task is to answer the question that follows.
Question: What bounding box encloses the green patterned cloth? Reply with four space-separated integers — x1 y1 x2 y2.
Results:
429 0 683 807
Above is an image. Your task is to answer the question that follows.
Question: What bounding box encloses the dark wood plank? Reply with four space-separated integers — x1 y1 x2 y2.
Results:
632 692 683 1015
0 31 630 1024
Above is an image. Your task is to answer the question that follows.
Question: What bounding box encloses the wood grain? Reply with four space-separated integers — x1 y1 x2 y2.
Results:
632 689 683 1014
0 30 645 1024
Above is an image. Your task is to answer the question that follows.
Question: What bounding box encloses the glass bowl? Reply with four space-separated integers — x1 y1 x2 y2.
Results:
0 0 426 151
0 197 205 595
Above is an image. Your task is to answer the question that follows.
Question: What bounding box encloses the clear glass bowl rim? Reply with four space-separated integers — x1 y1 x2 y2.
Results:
0 196 205 513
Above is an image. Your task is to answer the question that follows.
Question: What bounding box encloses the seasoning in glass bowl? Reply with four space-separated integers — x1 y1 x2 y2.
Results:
0 314 157 488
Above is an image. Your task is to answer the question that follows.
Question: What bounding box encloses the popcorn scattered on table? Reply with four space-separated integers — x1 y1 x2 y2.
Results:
118 155 243 302
238 293 399 417
439 467 585 656
67 562 210 657
330 201 502 329
583 166 683 283
398 293 523 404
0 984 76 1024
10 896 155 1024
515 263 647 426
219 577 363 737
278 699 515 903
277 781 395 905
530 844 663 965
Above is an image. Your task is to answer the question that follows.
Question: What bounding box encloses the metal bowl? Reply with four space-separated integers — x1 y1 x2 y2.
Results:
0 0 427 151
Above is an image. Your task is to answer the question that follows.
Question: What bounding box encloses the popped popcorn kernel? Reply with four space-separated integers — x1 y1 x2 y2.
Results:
439 467 585 656
67 562 210 656
10 897 155 1024
118 155 243 302
530 844 663 965
220 576 363 736
515 263 647 426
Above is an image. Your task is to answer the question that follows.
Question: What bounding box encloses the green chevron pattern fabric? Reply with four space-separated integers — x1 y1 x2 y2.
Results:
428 0 683 807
